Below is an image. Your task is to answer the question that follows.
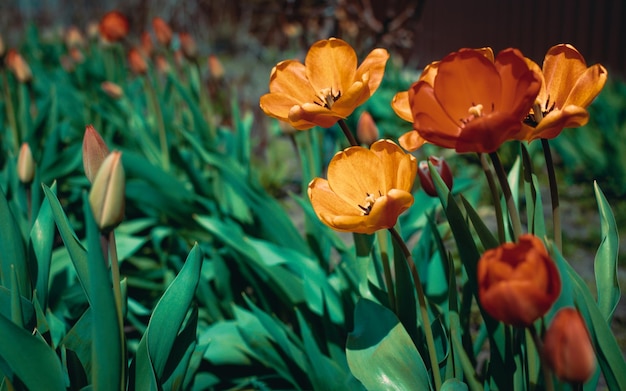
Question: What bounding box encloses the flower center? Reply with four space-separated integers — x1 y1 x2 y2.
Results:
460 102 492 126
358 192 379 215
524 96 556 127
314 87 342 109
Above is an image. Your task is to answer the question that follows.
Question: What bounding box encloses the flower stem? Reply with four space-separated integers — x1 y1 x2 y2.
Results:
144 76 170 171
376 230 397 314
489 151 522 240
2 70 20 151
479 153 505 243
528 324 555 391
541 138 561 252
389 227 442 391
337 119 358 147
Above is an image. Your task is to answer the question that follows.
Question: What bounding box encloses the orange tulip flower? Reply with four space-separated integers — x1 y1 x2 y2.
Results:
406 48 541 153
393 48 495 151
99 11 129 43
308 139 416 234
5 49 32 83
128 48 148 75
478 234 561 327
543 307 596 383
518 44 608 141
179 32 198 60
152 17 173 47
260 38 389 130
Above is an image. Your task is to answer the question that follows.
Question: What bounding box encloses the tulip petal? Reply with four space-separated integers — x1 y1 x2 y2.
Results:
542 44 590 107
288 103 344 129
495 48 541 114
355 47 389 95
564 63 608 107
398 130 427 152
268 60 315 104
305 38 357 95
326 147 384 205
409 81 460 139
435 49 502 121
370 140 417 192
525 105 589 141
392 91 413 122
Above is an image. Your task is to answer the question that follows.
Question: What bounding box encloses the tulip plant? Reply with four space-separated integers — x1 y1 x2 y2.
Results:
0 10 624 391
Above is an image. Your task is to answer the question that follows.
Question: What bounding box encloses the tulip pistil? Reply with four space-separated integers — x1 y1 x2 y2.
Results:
314 87 342 109
358 192 379 215
460 102 491 126
524 96 556 127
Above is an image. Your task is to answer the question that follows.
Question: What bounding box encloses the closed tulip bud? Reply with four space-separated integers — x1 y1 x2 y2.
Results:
6 50 32 83
208 55 224 79
152 17 172 47
179 32 197 60
356 111 379 146
101 81 124 99
543 308 596 383
83 125 110 183
89 151 125 232
418 156 453 197
99 11 129 43
17 143 35 184
140 32 153 57
128 48 148 75
478 234 561 327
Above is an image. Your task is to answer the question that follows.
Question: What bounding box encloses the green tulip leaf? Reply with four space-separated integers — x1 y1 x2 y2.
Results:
347 298 431 391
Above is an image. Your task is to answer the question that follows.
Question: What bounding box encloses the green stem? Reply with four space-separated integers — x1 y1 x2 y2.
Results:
376 230 396 314
389 227 442 391
479 153 505 243
541 138 561 252
338 119 358 147
107 230 127 389
2 71 20 150
528 324 555 391
144 76 170 171
489 151 522 240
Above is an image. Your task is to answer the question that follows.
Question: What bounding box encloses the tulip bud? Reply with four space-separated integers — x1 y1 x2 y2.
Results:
140 31 153 57
208 55 224 79
543 308 596 383
101 81 124 99
83 125 110 183
89 151 125 232
418 156 453 197
5 50 32 83
152 17 172 47
356 111 379 146
478 234 561 327
17 143 35 184
128 48 148 75
179 32 197 60
99 11 129 43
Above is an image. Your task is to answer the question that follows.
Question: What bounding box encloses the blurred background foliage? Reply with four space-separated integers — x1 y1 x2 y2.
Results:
0 0 625 389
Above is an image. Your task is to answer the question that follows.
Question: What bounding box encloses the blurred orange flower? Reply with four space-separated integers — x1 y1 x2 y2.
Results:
208 55 224 79
128 48 148 75
308 139 416 234
518 44 608 141
356 111 379 145
260 38 389 130
179 33 197 60
405 48 540 153
478 234 561 327
393 48 494 151
140 32 153 57
543 307 596 383
99 11 129 43
152 17 173 47
5 49 32 83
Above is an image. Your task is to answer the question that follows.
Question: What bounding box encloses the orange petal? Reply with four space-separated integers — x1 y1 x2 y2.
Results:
268 60 315 104
525 105 589 141
563 63 607 107
308 177 361 218
434 49 502 121
456 112 522 153
542 44 589 107
355 47 389 96
409 81 461 147
392 91 413 122
370 140 417 192
398 130 427 152
495 48 541 114
288 102 344 129
260 92 300 123
333 80 369 118
326 147 384 205
305 38 357 95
